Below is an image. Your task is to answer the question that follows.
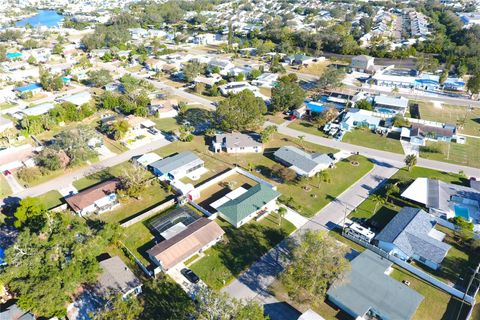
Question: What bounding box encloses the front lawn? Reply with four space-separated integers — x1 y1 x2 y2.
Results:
287 120 330 138
342 128 404 154
36 190 63 209
0 175 12 198
190 213 296 290
419 139 480 169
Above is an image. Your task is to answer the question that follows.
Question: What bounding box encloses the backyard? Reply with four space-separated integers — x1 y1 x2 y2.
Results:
190 214 296 290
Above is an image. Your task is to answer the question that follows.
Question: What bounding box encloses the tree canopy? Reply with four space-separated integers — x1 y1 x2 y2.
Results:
4 212 121 318
271 74 305 113
215 90 267 131
281 230 349 306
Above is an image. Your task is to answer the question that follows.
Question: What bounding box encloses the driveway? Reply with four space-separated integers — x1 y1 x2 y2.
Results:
4 173 24 194
167 263 206 298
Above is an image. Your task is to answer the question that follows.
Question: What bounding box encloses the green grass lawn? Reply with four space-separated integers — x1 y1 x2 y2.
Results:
287 120 330 138
103 137 128 154
36 190 64 209
72 161 133 191
419 139 480 169
150 117 180 133
265 112 288 125
342 128 404 154
349 166 468 229
390 266 471 320
415 101 480 137
0 175 12 199
190 213 296 290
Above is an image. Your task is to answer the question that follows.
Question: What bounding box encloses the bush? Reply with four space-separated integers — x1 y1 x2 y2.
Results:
419 145 442 154
16 167 42 183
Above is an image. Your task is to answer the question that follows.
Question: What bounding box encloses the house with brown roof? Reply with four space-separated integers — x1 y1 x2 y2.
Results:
147 217 224 272
65 179 120 216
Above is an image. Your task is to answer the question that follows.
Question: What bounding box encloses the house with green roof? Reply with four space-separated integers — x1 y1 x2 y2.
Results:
214 183 280 228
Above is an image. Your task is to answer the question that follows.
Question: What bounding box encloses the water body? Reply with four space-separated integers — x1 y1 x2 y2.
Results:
15 10 63 28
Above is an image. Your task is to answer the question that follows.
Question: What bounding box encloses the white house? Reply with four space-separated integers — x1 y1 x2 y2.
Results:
251 72 278 88
273 146 333 177
212 132 263 153
149 151 205 181
65 179 120 216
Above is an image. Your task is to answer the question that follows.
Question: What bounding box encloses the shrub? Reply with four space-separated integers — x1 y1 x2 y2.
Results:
419 145 442 154
16 167 42 183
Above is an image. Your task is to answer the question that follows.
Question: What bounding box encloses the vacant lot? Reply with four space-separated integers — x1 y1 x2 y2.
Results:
190 214 295 290
415 101 480 137
419 139 480 169
342 129 404 154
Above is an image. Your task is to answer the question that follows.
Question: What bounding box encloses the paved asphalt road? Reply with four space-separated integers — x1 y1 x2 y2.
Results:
275 122 480 178
1 138 171 206
222 163 401 319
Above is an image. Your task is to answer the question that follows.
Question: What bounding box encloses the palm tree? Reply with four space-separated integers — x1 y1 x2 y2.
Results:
404 154 417 172
315 170 330 189
277 206 287 227
298 135 306 151
372 194 385 215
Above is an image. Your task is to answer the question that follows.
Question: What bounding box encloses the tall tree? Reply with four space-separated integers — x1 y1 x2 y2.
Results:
271 75 305 113
215 90 267 131
94 294 143 320
13 197 47 231
4 213 121 318
52 126 99 165
467 73 480 98
88 69 113 87
316 66 345 91
281 230 349 306
119 163 152 199
404 154 417 172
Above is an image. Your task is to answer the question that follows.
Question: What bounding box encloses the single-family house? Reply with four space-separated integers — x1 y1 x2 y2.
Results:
17 102 55 118
212 132 263 153
147 215 224 272
374 95 409 115
218 81 258 96
350 55 375 73
251 72 278 88
298 309 325 320
327 250 424 320
285 54 319 66
14 83 43 96
125 115 156 131
194 74 223 87
401 123 456 146
215 183 280 228
443 77 465 91
401 178 480 231
65 179 120 216
0 303 35 320
273 146 333 177
340 109 382 131
98 256 142 299
149 151 204 181
61 91 92 106
104 81 124 93
145 58 166 72
134 153 162 167
208 59 234 74
375 207 451 270
149 99 178 118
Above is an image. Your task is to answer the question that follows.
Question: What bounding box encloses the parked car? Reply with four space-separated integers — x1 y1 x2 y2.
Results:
181 268 200 284
3 170 11 176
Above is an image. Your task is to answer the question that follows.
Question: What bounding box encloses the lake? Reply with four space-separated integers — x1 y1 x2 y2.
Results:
15 10 63 28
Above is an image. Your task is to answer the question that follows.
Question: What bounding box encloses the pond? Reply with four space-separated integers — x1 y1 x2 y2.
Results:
15 10 63 28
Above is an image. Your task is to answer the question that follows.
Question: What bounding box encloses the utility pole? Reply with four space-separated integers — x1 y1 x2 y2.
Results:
456 263 480 320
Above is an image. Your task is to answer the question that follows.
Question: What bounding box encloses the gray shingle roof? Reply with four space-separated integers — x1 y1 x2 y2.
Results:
327 250 424 320
375 207 451 264
98 256 142 296
149 151 203 175
273 146 332 174
214 132 262 149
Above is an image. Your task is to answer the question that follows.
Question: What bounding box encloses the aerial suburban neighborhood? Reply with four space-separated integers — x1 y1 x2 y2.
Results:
1 0 480 319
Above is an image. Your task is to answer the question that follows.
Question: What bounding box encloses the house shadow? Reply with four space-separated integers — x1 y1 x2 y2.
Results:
370 206 398 229
263 301 301 320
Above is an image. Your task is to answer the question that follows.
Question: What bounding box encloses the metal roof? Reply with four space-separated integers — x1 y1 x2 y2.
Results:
274 146 332 175
217 183 280 225
149 151 203 175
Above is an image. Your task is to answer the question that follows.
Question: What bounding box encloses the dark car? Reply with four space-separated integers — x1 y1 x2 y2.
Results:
3 170 11 176
181 268 200 284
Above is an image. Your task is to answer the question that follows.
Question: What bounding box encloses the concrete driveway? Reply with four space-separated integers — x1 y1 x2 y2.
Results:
167 263 206 298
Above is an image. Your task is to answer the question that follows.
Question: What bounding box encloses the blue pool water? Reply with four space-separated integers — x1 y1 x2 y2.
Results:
375 107 396 114
6 52 22 59
16 10 63 28
454 205 470 220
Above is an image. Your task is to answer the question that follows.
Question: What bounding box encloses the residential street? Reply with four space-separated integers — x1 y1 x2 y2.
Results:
274 121 480 178
222 163 401 319
1 137 171 206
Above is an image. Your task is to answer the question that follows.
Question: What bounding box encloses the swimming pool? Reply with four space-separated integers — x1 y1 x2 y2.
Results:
375 107 396 114
454 205 470 221
6 52 22 59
